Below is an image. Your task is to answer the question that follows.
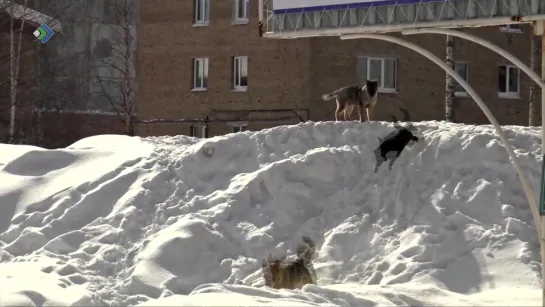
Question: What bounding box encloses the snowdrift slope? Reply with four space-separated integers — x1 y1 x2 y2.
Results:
0 121 542 306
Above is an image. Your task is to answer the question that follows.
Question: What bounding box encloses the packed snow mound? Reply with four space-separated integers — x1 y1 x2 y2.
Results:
0 121 542 306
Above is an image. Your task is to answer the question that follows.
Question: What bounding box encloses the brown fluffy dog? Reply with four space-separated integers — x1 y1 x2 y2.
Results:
261 236 317 290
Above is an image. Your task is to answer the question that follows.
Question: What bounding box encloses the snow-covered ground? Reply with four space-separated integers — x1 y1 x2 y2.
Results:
0 121 542 306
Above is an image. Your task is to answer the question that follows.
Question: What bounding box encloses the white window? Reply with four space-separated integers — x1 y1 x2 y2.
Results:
195 0 210 25
356 56 397 93
190 125 207 138
499 24 522 34
233 56 248 91
233 0 249 23
498 65 520 98
454 61 469 97
192 57 209 91
228 122 247 133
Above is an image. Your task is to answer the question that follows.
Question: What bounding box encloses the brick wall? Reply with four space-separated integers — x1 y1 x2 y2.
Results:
38 113 125 148
137 0 312 129
138 1 542 139
309 26 540 125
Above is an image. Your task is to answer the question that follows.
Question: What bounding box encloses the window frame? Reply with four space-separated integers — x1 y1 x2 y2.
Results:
190 124 207 138
498 64 520 99
194 0 210 26
192 57 209 91
499 24 523 34
233 0 249 24
228 122 248 133
454 61 469 98
233 56 248 91
357 56 398 93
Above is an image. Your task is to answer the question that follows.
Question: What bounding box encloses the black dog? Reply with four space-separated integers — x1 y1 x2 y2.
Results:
374 127 419 172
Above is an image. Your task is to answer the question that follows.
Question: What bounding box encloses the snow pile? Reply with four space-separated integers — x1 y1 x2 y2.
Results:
0 121 542 306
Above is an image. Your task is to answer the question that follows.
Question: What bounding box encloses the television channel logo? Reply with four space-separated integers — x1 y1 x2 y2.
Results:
33 23 54 44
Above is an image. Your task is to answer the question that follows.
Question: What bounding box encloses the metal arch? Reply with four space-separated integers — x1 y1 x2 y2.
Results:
341 33 542 243
400 27 545 90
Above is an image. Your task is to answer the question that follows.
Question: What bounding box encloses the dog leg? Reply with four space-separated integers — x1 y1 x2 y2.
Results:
366 106 373 122
335 108 339 122
374 149 385 173
388 151 401 170
381 149 388 162
359 105 365 122
388 158 396 170
335 108 342 122
335 100 345 122
344 105 354 121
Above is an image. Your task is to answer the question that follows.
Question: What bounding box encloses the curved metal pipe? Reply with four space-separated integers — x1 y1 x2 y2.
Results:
401 28 545 90
340 33 542 241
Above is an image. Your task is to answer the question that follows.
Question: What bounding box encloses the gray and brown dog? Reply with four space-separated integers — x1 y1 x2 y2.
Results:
322 80 379 122
261 236 317 290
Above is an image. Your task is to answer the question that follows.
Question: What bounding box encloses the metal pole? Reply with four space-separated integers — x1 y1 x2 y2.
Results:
258 0 264 22
533 19 545 307
539 20 545 307
401 28 545 90
258 0 265 37
341 33 541 242
263 14 545 39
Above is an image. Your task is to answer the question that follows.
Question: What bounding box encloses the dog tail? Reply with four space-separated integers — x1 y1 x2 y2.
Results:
322 90 338 101
260 258 274 287
297 236 317 284
296 236 316 264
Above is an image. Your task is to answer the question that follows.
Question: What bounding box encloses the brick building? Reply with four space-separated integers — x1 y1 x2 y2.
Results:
2 0 540 147
136 0 541 139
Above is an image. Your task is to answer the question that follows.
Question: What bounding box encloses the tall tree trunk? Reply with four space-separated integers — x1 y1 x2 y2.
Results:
33 42 44 145
445 35 455 122
9 14 16 143
529 33 539 126
8 1 27 143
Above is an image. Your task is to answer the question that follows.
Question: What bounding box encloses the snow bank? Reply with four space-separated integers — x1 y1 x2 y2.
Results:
0 121 542 306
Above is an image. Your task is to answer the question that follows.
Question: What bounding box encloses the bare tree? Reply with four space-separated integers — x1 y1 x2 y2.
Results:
0 0 90 145
0 0 30 143
529 32 539 126
91 0 138 136
445 35 455 122
0 0 78 144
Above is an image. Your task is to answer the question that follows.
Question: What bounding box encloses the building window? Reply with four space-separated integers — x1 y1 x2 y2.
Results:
498 65 520 98
195 0 210 25
190 125 207 138
233 0 249 23
499 24 523 34
454 61 469 97
228 122 247 133
356 56 397 93
233 56 248 91
192 57 209 91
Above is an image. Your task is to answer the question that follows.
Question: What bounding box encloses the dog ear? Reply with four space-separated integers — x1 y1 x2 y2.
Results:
268 254 274 262
261 259 268 268
377 137 383 143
